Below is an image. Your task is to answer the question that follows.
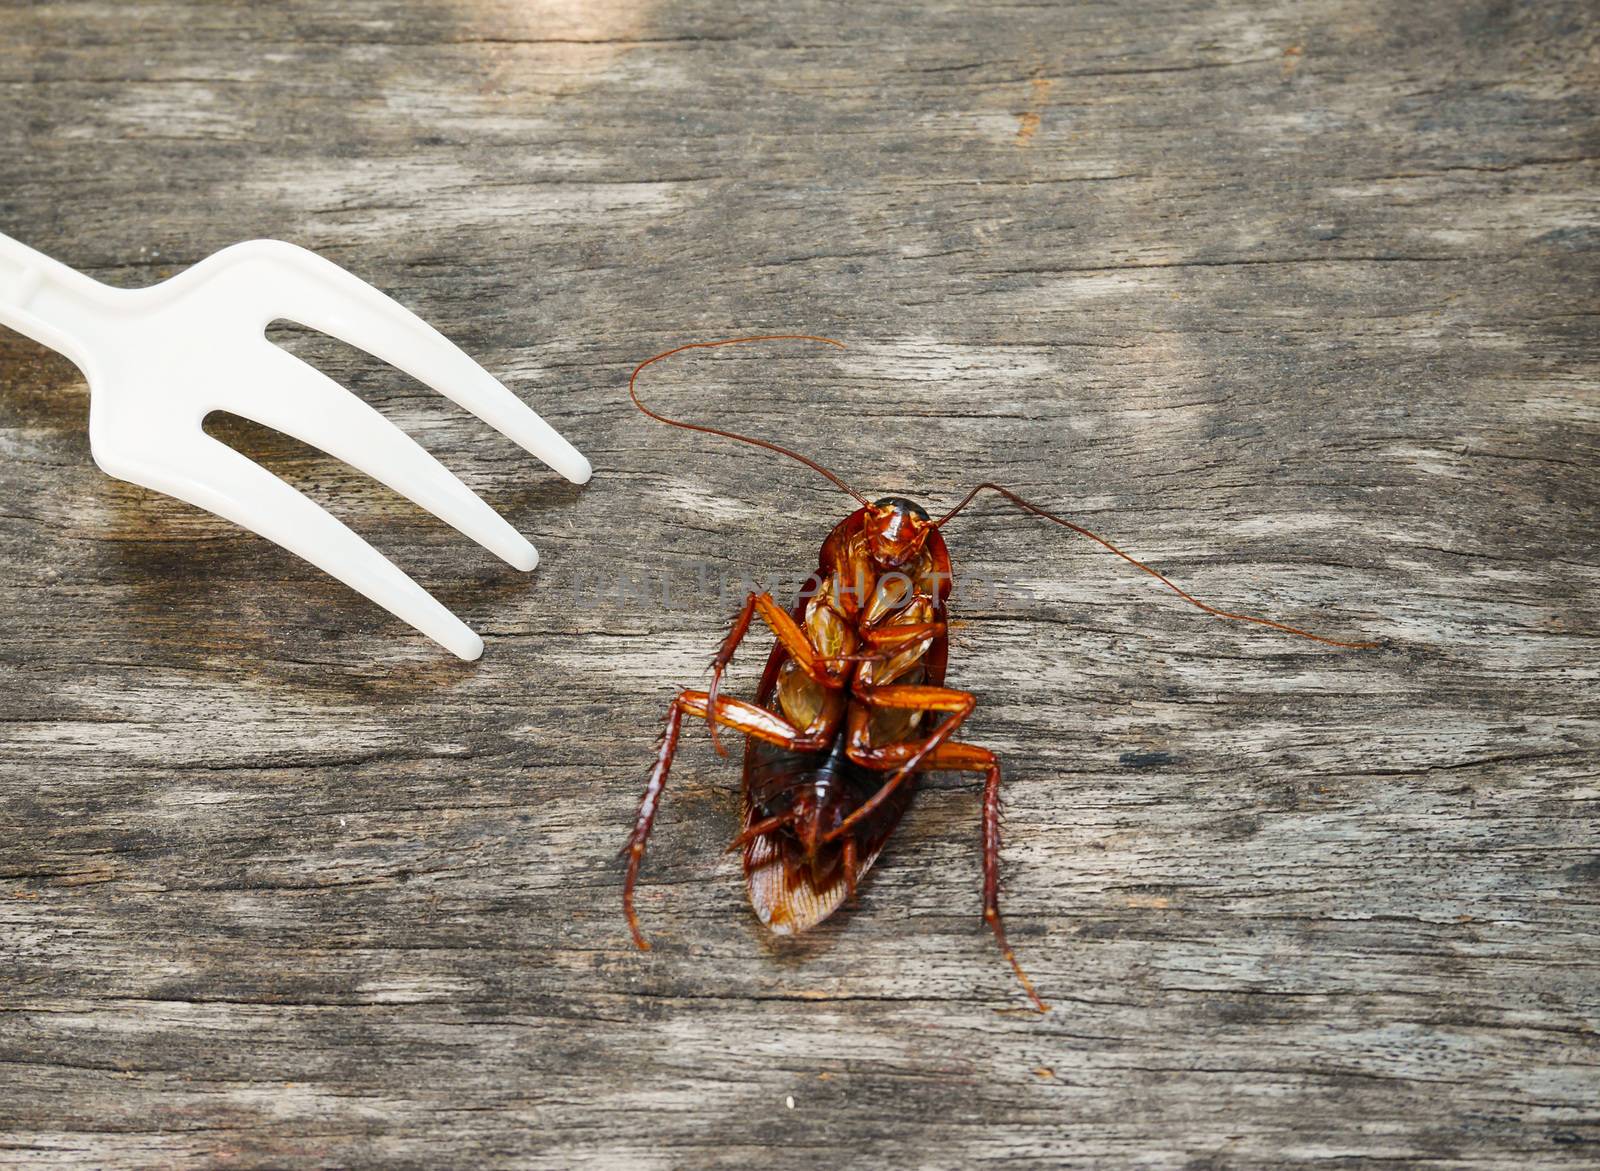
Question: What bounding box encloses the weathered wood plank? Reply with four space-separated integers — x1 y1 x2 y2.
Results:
1 0 1597 1167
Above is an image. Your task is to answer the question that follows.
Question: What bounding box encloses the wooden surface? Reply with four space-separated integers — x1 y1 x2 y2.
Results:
2 1 1597 1167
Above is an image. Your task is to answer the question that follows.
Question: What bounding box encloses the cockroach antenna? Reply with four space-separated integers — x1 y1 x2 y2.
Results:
629 335 870 507
935 481 1377 649
630 337 1373 649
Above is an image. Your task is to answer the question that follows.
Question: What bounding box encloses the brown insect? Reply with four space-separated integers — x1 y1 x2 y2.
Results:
620 335 1372 1011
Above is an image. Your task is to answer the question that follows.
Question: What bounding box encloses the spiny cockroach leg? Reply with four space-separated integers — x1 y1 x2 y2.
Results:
726 812 791 854
915 739 1048 1012
678 690 835 752
828 683 979 841
625 687 835 950
708 591 841 756
861 621 945 651
623 697 685 951
981 752 1048 1013
706 593 758 757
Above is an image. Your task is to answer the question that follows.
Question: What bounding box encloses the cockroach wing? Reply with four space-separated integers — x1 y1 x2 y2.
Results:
743 778 915 934
746 826 873 935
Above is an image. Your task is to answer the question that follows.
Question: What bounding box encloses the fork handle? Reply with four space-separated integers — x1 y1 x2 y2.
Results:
0 231 115 371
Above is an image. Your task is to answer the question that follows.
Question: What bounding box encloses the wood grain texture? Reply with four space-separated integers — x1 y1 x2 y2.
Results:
2 0 1597 1167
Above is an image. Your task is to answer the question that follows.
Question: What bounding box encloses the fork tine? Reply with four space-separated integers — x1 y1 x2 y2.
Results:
245 241 592 485
164 436 485 659
225 344 539 571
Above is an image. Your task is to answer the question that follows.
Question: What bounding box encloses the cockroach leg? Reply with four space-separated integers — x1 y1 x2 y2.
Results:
829 684 978 841
725 812 791 854
861 621 945 651
677 690 835 752
923 740 1048 1013
623 696 687 951
842 836 859 903
705 593 760 758
709 591 842 757
975 753 1049 1014
624 687 835 950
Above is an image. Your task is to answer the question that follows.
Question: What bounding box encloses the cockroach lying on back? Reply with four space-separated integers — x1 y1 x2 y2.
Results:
621 335 1371 1011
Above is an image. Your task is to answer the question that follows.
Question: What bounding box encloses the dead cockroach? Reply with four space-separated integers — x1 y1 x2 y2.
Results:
620 335 1373 1011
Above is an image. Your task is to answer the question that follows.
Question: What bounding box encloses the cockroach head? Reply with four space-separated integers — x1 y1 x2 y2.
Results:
864 496 932 567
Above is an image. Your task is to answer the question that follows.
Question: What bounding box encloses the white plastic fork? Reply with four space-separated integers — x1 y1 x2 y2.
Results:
0 233 591 660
